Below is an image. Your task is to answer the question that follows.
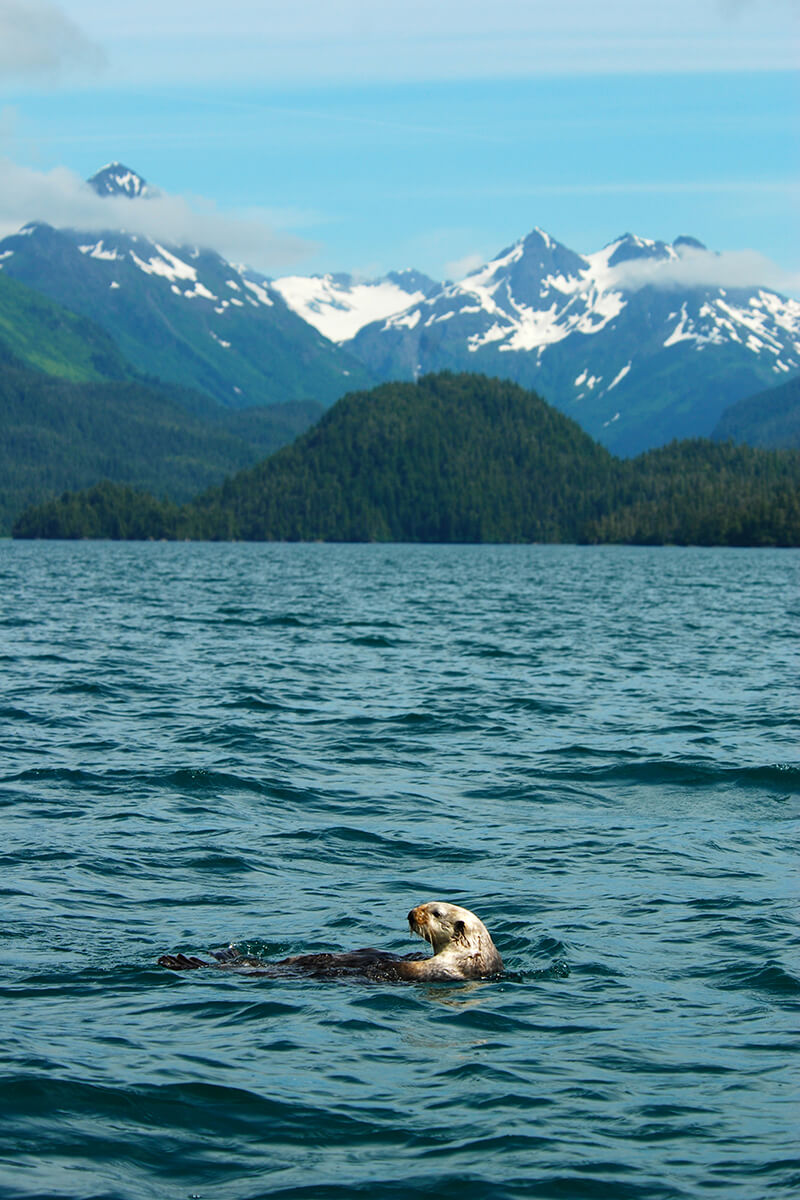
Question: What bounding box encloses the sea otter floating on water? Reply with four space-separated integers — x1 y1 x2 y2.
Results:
158 901 504 982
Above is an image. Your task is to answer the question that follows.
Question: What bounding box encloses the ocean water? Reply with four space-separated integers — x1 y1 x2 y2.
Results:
1 541 798 1200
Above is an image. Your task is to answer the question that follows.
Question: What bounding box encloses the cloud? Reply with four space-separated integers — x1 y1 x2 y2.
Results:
716 0 797 17
445 252 485 281
0 105 17 142
73 0 798 83
77 0 799 38
0 1 104 80
0 159 315 271
613 246 800 295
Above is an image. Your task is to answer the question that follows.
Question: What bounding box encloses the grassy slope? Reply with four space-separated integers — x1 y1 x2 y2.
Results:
2 228 373 410
0 271 133 382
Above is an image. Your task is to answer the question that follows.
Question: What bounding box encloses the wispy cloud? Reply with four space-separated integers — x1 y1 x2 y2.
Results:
0 159 315 270
445 252 485 281
716 0 796 17
70 0 799 83
0 0 104 80
80 0 799 39
614 246 800 294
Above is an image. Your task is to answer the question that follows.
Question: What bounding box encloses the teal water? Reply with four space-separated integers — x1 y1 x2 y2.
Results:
1 542 798 1200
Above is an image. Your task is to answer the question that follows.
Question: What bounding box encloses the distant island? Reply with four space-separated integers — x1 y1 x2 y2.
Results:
12 373 800 546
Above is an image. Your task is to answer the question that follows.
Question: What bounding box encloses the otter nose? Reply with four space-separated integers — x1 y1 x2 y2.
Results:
408 907 419 923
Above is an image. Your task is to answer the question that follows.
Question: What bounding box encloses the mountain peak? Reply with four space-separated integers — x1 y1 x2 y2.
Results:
673 235 707 254
606 233 673 267
385 268 439 297
88 164 150 199
489 226 587 303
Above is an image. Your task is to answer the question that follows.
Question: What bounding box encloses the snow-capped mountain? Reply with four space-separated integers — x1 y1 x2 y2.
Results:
271 268 438 342
2 162 797 453
88 162 153 199
346 228 800 453
0 164 373 410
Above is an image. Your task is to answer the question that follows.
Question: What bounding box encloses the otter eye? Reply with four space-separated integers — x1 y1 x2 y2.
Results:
433 906 445 918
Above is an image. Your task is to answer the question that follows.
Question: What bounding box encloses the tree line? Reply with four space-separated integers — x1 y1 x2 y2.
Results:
12 373 800 546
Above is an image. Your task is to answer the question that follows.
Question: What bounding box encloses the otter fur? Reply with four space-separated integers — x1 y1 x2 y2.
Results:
158 901 503 982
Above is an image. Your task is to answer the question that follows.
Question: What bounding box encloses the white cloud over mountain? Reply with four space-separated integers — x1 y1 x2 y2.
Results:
0 159 314 270
614 247 800 296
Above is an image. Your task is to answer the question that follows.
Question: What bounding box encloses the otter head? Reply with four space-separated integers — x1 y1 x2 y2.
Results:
407 901 503 975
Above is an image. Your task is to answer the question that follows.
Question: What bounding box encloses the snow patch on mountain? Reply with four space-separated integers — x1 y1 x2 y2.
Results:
355 230 800 394
183 281 218 301
664 303 709 348
242 278 273 306
395 233 630 356
78 241 122 262
39 214 305 327
272 270 435 342
392 308 422 331
606 362 632 391
712 296 799 360
129 245 198 284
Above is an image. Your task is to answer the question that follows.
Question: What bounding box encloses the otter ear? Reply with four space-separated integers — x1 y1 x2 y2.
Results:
453 919 466 941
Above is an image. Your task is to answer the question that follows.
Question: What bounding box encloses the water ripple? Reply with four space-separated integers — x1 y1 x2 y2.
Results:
1 542 798 1200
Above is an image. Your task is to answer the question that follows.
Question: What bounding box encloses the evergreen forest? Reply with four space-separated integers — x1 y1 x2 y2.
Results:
12 373 800 546
712 374 800 450
0 349 321 534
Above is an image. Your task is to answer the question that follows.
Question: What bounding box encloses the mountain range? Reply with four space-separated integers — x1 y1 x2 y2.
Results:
271 268 439 344
0 164 373 413
1 160 799 531
337 230 800 455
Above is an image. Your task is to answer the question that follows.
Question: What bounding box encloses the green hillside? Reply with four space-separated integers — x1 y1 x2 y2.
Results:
1 224 374 411
0 271 133 382
13 373 800 545
191 372 620 542
0 270 324 532
587 438 800 545
713 374 800 449
0 357 321 534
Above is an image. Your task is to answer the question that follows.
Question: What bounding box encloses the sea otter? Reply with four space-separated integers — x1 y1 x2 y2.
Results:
158 901 503 982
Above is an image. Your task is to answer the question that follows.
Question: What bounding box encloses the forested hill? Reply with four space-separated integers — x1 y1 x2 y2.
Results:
713 374 800 450
0 268 324 532
0 355 321 534
12 373 800 545
193 372 619 542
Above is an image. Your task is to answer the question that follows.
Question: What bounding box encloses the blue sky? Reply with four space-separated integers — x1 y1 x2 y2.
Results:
0 1 797 285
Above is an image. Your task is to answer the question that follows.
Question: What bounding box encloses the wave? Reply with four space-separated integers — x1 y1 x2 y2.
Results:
533 754 800 793
698 959 800 999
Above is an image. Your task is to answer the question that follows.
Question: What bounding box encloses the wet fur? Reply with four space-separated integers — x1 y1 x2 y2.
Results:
158 901 503 982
